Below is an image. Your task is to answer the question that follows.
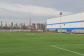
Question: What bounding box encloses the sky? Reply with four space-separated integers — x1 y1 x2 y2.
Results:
0 0 84 25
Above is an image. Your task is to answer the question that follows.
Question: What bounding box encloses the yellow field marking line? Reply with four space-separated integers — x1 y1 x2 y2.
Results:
50 45 84 56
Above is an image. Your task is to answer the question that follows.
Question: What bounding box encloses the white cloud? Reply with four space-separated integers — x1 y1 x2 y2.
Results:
0 2 73 25
0 2 71 16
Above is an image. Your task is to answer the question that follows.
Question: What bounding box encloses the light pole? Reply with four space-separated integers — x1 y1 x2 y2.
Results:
29 17 31 27
1 21 3 28
29 16 32 31
59 12 63 33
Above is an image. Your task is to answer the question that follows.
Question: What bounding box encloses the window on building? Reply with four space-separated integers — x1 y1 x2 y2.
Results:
64 24 65 26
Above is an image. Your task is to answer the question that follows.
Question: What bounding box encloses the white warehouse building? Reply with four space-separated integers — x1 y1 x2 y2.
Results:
46 12 84 33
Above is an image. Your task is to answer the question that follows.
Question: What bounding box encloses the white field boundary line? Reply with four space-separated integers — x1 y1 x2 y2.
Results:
50 45 84 56
56 44 84 45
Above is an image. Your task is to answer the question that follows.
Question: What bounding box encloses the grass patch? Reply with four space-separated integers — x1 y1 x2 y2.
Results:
0 32 84 56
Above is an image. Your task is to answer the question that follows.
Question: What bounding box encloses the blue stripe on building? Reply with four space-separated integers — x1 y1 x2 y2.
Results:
46 28 84 32
47 20 84 25
46 28 84 30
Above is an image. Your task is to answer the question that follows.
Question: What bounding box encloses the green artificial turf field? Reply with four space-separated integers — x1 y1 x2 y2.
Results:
0 32 84 56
